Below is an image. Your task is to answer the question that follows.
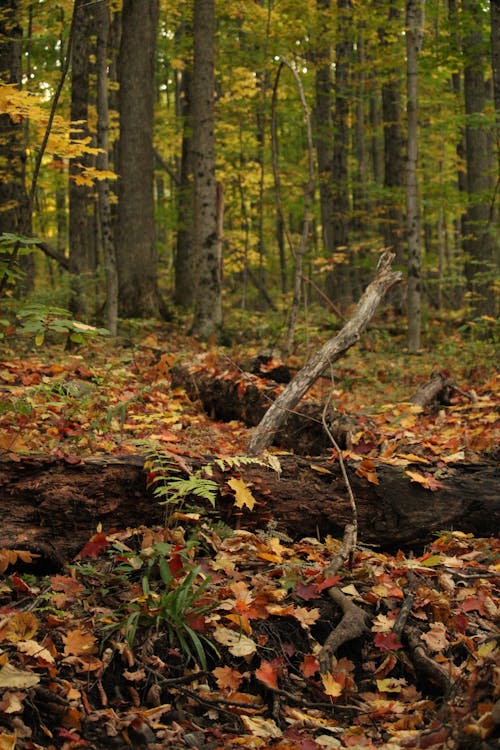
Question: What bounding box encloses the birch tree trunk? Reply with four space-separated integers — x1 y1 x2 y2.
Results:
406 0 425 353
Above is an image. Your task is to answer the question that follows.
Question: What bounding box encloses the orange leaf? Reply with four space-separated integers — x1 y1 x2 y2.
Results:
405 470 444 491
300 654 319 678
62 629 97 657
213 666 244 691
255 660 279 690
356 459 379 485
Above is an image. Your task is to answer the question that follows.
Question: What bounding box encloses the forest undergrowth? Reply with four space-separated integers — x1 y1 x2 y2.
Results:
0 312 498 750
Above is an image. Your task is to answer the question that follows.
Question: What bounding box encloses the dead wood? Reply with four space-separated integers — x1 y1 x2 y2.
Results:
318 588 370 674
171 365 361 455
247 252 403 454
0 453 498 566
410 371 454 408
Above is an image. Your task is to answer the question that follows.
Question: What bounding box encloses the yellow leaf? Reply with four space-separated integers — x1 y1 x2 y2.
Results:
321 672 343 697
376 677 403 693
0 731 17 750
0 663 40 689
0 612 39 643
228 477 256 510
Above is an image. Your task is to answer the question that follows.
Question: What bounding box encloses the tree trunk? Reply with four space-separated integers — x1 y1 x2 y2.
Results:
406 0 425 353
314 0 335 264
491 0 500 174
190 0 223 339
116 0 159 318
95 0 118 336
68 0 97 320
329 0 352 304
174 61 195 309
0 454 497 566
380 1 405 268
0 0 31 288
462 0 499 315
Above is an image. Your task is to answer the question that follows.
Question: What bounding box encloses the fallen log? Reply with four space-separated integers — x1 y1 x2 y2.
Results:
171 363 359 454
0 453 497 566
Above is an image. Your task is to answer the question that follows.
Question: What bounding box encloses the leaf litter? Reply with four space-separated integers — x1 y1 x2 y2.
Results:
0 325 498 749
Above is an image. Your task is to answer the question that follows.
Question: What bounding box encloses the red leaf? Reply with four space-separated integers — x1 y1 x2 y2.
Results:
300 654 320 678
168 545 184 577
315 575 342 592
373 631 402 652
9 574 34 594
295 581 318 601
78 532 110 559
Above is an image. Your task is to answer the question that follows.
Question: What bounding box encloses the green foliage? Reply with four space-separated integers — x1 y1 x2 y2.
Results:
15 303 109 346
0 233 42 291
144 447 219 523
99 540 217 668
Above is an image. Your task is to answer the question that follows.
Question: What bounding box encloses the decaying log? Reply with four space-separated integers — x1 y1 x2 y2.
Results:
410 371 454 408
171 362 358 454
0 453 498 567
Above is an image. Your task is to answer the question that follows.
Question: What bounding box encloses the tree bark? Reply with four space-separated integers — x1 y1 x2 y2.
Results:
0 0 32 291
116 0 160 318
95 0 118 336
247 253 402 455
69 0 97 320
380 1 405 268
190 0 223 339
462 0 499 315
0 454 497 567
406 0 425 353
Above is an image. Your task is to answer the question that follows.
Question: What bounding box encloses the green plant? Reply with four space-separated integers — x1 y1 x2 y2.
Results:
101 541 217 668
16 303 109 346
0 233 42 293
144 448 219 523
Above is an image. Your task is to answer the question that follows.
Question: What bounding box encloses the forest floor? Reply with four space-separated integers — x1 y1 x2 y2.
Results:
0 312 499 750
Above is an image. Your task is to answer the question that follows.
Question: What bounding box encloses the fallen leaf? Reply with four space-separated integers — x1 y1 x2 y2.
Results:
0 612 39 643
255 660 279 689
0 663 40 689
16 639 55 664
321 672 343 698
212 626 257 658
62 628 97 657
212 665 244 691
228 477 256 510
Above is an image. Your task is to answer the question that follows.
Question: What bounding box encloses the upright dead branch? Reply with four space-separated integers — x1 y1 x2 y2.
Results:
247 253 402 455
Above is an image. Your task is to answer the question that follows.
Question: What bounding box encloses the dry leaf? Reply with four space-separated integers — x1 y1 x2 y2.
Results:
0 612 39 644
0 663 40 689
63 628 97 657
212 626 257 658
228 477 256 510
16 639 55 664
212 665 244 691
